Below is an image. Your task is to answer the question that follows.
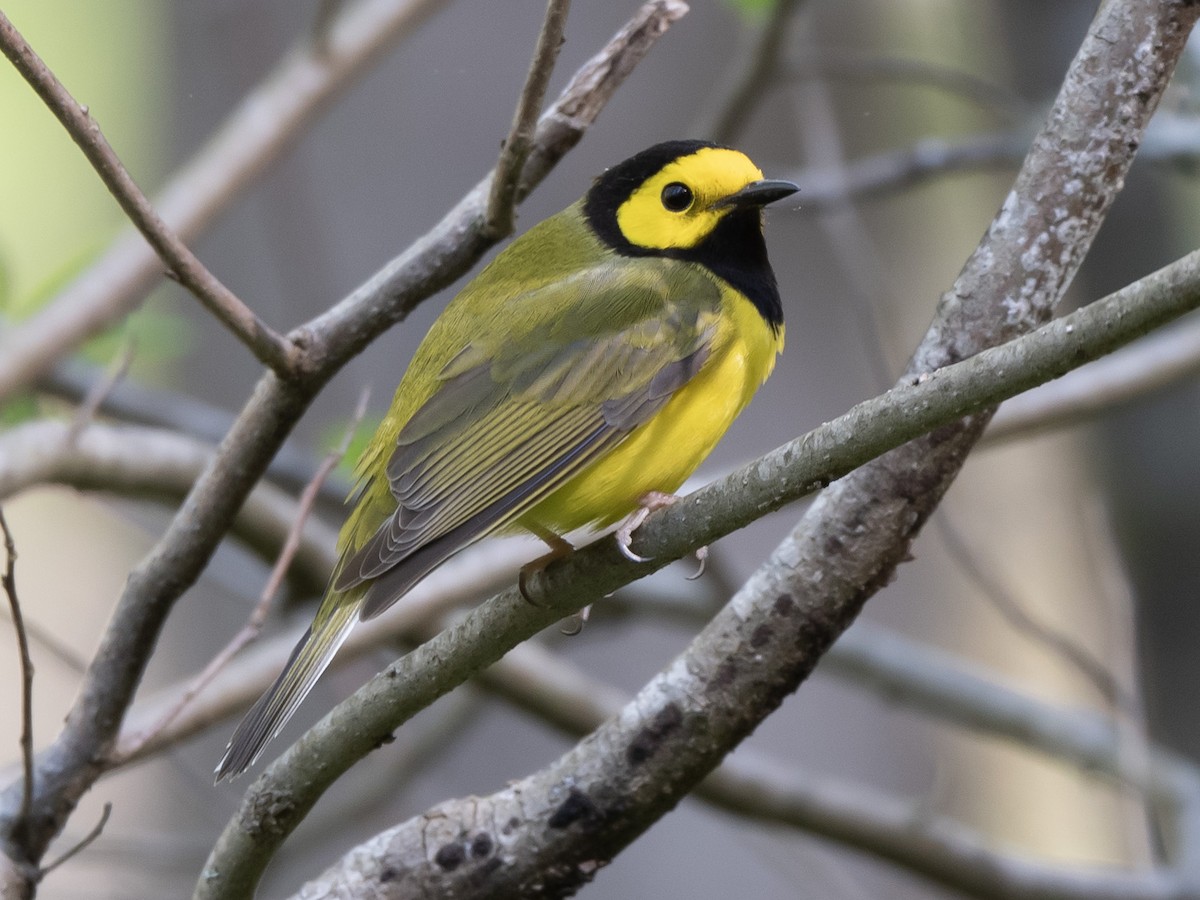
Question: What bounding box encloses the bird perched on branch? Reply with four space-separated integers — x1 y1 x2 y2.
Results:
216 140 797 780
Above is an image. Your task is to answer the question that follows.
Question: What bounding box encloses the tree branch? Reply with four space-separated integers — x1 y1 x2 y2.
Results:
0 512 34 844
486 0 571 238
986 313 1200 443
109 541 520 768
113 394 365 766
37 803 110 878
791 130 1031 206
37 360 354 507
0 420 337 593
0 11 297 376
0 0 451 403
461 639 1199 900
698 0 809 143
788 109 1200 211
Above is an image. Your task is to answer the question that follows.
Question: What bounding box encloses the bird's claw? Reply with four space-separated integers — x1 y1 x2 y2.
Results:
615 491 681 563
519 530 575 606
615 507 651 562
685 545 709 580
560 604 593 635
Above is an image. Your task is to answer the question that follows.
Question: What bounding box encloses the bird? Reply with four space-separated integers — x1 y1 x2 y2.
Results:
215 139 797 780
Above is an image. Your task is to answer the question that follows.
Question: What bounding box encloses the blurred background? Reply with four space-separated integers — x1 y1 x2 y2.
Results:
2 0 1199 897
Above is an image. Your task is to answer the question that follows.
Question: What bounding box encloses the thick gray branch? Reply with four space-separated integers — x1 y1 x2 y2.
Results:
463 636 1200 900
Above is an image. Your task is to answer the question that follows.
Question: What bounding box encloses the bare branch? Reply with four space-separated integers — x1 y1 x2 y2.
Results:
0 12 298 376
38 360 354 507
789 109 1200 211
38 803 110 877
113 539 522 766
112 391 367 765
0 420 337 593
0 0 451 403
486 0 571 237
0 510 34 833
698 0 809 143
792 130 1031 207
823 622 1192 800
306 0 692 341
697 758 1189 900
986 314 1200 443
463 640 1199 900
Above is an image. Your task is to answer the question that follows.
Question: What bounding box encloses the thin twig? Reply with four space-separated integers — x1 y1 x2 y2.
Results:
39 802 111 876
986 314 1200 443
935 513 1133 711
311 0 349 55
0 13 298 377
0 509 34 829
698 0 807 142
111 389 370 765
64 341 135 446
0 608 87 676
39 360 355 508
486 0 571 238
784 53 1028 124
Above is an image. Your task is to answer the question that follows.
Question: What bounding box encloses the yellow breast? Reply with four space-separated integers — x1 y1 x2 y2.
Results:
522 287 782 534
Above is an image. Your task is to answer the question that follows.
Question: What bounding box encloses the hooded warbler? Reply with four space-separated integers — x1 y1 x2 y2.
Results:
216 140 797 780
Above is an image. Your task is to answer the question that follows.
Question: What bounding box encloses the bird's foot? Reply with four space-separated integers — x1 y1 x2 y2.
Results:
615 492 707 577
518 529 575 605
615 491 679 563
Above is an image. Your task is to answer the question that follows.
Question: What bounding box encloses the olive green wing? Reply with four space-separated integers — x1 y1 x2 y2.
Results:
337 262 722 619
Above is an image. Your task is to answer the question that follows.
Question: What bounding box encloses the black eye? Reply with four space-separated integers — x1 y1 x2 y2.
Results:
660 182 693 212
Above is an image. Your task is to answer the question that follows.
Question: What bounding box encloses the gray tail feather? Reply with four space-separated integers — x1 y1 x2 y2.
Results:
214 602 358 782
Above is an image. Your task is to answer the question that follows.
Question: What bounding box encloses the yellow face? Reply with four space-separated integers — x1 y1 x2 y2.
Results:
614 147 767 251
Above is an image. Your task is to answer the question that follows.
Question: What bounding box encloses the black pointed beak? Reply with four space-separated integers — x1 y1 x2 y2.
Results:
716 178 799 209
